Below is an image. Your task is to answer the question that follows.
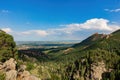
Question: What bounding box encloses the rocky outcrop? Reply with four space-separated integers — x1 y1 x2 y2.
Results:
0 58 40 80
0 58 17 80
3 58 17 70
6 70 17 80
91 61 106 80
85 61 106 80
63 48 74 54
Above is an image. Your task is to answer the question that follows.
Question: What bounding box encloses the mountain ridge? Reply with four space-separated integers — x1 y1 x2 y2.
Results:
0 29 120 80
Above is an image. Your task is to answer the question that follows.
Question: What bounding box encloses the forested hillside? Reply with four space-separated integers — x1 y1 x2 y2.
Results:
17 29 120 80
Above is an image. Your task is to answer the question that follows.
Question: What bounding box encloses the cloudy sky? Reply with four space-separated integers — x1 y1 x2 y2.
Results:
0 0 120 41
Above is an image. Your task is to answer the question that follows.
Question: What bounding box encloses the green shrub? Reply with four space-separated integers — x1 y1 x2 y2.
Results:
0 30 17 61
0 72 5 80
26 62 35 71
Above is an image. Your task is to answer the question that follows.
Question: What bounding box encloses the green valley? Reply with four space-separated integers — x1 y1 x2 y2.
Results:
0 29 120 80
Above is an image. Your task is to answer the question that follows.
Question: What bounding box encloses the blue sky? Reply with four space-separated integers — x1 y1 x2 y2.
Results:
0 0 120 41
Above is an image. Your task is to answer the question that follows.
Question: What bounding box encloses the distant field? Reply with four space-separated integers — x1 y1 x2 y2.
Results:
16 41 80 49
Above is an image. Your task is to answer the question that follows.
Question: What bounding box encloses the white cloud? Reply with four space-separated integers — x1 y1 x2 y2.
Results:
19 18 120 39
22 30 48 37
104 8 120 12
58 18 120 34
2 18 120 41
1 28 12 33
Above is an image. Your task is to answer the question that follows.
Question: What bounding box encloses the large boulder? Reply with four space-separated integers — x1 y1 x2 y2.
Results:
3 58 16 71
6 70 17 80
